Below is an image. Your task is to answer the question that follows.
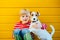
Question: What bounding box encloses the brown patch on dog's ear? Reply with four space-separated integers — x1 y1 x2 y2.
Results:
37 12 40 16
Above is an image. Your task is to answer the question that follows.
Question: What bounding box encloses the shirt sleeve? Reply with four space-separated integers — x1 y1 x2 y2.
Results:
25 23 30 28
14 22 21 29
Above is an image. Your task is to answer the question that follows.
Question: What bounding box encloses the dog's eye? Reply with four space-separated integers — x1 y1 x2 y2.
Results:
36 15 37 16
31 14 33 16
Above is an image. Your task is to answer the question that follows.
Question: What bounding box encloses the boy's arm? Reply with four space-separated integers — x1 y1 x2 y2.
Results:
12 22 20 38
14 22 21 29
12 31 14 39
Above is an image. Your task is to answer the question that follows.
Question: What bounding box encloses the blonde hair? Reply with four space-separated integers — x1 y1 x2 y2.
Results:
19 9 30 16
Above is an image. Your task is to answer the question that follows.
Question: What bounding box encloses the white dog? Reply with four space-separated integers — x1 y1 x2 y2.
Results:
29 12 55 40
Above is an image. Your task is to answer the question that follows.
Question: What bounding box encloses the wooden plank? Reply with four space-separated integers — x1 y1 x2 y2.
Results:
0 0 60 7
0 38 60 40
34 37 60 40
0 16 19 24
0 16 60 24
0 35 59 40
0 31 12 38
39 16 60 23
0 8 60 16
53 38 60 40
35 38 60 40
0 23 60 31
0 30 59 38
44 23 60 31
0 0 60 40
0 39 14 40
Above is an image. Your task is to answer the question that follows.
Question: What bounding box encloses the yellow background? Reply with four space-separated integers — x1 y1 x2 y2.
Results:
0 0 60 40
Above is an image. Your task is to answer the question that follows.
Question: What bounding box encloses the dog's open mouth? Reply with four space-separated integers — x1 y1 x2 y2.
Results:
32 21 36 23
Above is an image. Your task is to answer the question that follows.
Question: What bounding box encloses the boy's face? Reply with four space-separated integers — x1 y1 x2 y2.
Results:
20 14 30 23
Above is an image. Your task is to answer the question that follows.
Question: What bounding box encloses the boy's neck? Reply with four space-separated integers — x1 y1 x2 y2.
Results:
22 21 27 24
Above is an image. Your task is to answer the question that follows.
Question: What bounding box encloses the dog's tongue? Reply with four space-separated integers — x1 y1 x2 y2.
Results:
41 24 47 30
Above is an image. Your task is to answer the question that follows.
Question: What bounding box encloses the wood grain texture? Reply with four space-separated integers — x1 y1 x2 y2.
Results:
0 0 60 40
0 8 60 16
0 16 60 24
0 0 60 7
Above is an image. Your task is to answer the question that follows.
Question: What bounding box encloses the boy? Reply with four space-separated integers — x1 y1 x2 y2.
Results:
13 9 33 40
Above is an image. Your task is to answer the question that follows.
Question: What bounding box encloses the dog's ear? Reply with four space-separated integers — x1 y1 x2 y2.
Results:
37 12 40 16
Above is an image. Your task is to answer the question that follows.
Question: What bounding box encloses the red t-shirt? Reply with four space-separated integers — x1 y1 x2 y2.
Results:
14 21 47 30
14 21 30 30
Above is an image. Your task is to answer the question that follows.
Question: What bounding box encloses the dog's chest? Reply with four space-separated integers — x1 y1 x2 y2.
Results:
31 21 42 28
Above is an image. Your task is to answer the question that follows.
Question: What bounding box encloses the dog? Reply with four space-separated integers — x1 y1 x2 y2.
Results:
29 11 55 40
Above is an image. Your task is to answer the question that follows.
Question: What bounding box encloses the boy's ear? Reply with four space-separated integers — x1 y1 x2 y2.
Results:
37 12 40 16
30 11 32 15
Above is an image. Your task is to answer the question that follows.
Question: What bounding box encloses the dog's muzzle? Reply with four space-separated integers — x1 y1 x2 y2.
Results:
32 19 38 23
32 21 36 23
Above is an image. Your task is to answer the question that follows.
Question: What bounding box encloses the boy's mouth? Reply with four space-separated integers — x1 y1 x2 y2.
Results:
24 19 27 21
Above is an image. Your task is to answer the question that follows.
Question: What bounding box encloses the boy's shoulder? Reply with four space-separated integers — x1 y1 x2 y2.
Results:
16 21 31 25
26 21 31 24
16 21 22 24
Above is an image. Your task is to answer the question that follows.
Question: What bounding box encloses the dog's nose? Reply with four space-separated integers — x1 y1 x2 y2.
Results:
33 18 35 20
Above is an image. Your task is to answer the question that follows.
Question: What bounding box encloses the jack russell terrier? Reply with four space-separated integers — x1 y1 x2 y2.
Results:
29 11 55 40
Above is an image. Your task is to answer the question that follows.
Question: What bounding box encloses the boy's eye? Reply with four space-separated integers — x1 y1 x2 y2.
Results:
22 16 24 17
26 15 28 17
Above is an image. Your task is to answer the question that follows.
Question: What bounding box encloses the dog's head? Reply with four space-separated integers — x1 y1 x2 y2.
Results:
30 11 40 23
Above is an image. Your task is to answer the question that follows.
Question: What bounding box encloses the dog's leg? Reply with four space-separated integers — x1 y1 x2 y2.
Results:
41 39 46 40
47 38 52 40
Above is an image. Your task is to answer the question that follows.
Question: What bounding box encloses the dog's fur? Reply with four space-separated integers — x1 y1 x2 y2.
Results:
29 12 55 40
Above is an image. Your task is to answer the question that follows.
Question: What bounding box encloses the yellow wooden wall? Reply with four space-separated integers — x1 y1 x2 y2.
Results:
0 0 60 40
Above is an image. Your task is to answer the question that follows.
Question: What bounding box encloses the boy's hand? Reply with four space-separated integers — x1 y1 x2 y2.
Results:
41 24 47 30
12 33 14 39
12 35 14 39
